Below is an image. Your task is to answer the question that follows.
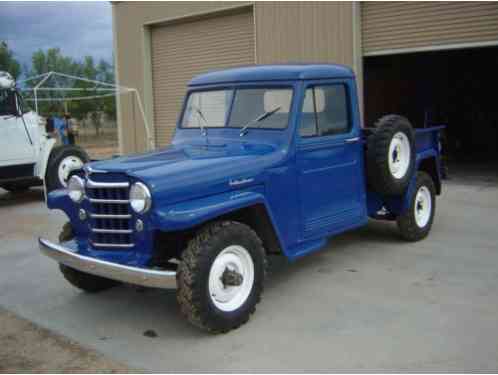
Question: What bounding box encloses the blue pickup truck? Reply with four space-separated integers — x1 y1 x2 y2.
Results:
39 64 443 333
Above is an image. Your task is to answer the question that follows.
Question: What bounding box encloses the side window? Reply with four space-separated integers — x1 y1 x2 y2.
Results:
299 88 318 137
299 84 350 137
0 89 17 116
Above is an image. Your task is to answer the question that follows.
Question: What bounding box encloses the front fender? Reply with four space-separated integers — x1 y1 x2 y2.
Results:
150 188 268 231
46 189 88 237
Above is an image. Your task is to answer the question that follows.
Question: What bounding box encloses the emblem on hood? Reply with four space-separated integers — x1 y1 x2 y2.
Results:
229 178 254 187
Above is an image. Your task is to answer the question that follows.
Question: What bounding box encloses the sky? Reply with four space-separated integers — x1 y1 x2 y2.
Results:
0 1 113 70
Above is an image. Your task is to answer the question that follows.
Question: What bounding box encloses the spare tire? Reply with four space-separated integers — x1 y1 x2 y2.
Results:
366 114 415 196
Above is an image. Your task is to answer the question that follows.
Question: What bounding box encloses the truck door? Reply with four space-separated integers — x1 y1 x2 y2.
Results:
296 81 366 240
0 89 35 166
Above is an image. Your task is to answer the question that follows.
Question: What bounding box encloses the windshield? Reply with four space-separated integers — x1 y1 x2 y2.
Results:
181 87 293 130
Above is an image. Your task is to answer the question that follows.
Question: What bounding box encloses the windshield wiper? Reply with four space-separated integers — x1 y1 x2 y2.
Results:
239 106 281 137
192 105 208 136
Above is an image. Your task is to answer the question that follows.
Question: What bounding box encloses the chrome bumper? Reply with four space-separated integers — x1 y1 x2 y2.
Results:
39 238 177 289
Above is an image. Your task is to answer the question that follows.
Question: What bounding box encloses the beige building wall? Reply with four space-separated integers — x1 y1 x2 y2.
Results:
362 2 498 55
255 2 355 66
112 2 359 154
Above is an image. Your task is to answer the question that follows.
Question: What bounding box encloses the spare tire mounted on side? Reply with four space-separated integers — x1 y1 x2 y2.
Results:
367 114 416 196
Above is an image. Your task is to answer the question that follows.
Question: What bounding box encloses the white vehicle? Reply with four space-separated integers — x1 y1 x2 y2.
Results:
0 71 89 193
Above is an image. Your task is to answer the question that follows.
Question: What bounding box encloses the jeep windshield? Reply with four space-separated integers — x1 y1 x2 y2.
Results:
181 87 293 130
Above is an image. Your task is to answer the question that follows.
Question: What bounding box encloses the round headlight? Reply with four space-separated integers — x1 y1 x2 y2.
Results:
68 175 85 203
130 182 151 213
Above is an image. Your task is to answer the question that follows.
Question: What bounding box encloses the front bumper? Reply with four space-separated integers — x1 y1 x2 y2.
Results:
39 238 177 289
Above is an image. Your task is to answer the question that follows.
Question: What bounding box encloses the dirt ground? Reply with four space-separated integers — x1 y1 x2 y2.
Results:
76 128 119 160
0 307 132 373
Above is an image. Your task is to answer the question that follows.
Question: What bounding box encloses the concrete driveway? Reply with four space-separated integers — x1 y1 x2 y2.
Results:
1 177 497 371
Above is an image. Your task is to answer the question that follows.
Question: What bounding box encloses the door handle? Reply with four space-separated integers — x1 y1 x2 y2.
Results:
345 137 360 143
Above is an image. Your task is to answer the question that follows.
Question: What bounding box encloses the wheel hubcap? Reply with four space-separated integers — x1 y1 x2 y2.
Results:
221 268 244 287
208 245 254 312
414 186 432 228
388 132 411 179
58 156 84 187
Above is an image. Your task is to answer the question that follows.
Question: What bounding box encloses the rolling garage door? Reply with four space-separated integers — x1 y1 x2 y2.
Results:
362 2 498 56
151 9 255 146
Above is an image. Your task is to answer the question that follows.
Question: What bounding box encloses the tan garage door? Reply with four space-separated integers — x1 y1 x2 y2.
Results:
151 9 255 146
362 2 498 56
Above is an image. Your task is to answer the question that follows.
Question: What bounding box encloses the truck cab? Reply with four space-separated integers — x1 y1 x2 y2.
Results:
0 71 89 193
39 65 443 333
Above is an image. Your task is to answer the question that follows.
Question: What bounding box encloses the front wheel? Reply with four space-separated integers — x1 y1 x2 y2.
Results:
58 222 119 293
177 221 266 333
397 171 436 241
45 145 89 192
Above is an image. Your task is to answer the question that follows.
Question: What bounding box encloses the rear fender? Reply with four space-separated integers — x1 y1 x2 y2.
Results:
368 151 440 217
150 188 286 251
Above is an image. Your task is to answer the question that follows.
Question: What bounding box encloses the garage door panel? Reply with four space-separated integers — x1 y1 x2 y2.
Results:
151 10 255 146
362 2 498 55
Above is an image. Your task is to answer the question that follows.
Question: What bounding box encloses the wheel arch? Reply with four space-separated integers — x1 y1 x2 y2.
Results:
214 204 283 255
417 155 441 195
151 190 285 259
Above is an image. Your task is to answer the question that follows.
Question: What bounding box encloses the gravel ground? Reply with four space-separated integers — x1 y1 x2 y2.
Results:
0 307 132 373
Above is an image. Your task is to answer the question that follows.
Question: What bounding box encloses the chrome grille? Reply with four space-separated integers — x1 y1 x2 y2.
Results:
85 178 134 248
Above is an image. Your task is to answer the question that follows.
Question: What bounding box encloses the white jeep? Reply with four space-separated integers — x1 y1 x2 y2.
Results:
0 71 89 193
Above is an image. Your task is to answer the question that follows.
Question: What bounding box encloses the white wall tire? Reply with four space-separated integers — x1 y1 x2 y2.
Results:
397 171 436 242
177 221 266 333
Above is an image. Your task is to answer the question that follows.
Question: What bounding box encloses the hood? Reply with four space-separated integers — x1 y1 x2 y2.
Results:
88 141 285 205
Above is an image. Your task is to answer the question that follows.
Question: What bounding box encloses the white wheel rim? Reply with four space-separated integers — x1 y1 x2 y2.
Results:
414 186 432 228
208 245 254 312
388 132 411 179
58 155 84 187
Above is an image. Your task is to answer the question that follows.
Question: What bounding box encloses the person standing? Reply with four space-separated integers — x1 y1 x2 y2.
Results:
54 112 69 145
64 112 75 145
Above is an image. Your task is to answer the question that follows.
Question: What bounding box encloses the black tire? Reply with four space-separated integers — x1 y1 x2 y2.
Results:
59 264 119 293
177 221 266 333
58 222 119 293
45 145 89 193
397 171 436 242
367 115 416 196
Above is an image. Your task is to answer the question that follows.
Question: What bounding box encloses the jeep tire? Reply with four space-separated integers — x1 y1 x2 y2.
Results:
397 171 436 242
58 222 119 293
45 145 89 192
367 114 416 196
177 221 266 333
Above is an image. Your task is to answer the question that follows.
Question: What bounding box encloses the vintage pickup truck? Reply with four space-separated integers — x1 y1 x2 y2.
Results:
39 65 443 333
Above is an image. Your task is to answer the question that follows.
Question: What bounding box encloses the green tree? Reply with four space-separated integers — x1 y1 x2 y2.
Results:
23 49 116 127
0 41 21 79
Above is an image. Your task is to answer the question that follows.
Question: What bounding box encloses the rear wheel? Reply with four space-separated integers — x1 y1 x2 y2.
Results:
177 221 266 333
397 171 436 241
45 145 89 192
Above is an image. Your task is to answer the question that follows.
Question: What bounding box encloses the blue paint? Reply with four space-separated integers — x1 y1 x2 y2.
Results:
46 64 443 268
